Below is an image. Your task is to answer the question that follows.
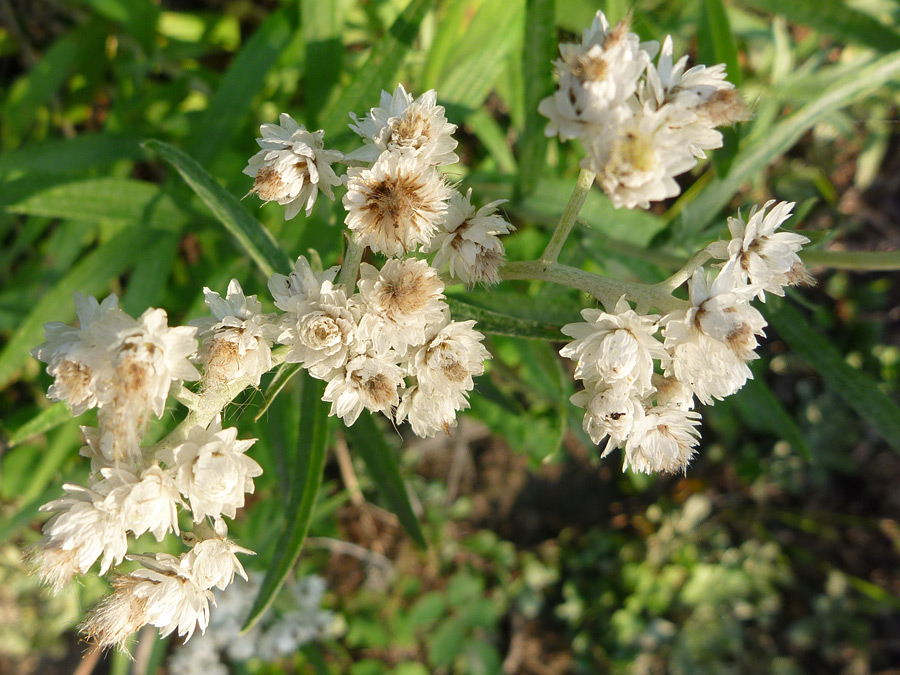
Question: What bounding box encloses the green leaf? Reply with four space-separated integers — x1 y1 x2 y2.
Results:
0 225 162 392
253 362 304 422
303 0 344 124
437 0 525 112
763 297 900 454
733 367 812 460
243 373 330 631
188 8 295 165
515 0 556 198
3 177 184 227
144 140 292 278
676 50 900 237
319 0 434 139
71 0 160 52
445 297 564 341
740 0 900 53
0 133 143 176
122 231 182 315
343 412 427 549
4 402 71 449
698 0 742 176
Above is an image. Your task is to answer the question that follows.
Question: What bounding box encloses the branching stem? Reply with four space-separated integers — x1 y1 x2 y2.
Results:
540 168 595 264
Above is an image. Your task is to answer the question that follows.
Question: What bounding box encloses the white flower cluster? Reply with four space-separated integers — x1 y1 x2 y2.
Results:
540 11 750 209
168 573 335 675
271 255 490 437
562 201 810 474
31 282 272 648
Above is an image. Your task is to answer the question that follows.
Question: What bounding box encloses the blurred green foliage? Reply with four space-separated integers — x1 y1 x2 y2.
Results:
1 0 900 673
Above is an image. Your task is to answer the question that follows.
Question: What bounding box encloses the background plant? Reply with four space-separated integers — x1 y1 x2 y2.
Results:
1 0 900 673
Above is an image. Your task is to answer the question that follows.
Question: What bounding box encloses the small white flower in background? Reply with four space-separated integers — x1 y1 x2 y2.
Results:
322 350 405 425
570 383 644 448
624 405 701 474
357 259 447 356
82 552 213 648
343 151 451 256
277 281 362 379
428 189 515 286
708 200 812 299
268 255 340 312
539 11 651 141
560 296 668 395
34 482 129 593
583 105 697 210
642 36 750 158
346 84 459 166
662 262 766 404
244 113 343 219
194 279 278 386
162 418 262 522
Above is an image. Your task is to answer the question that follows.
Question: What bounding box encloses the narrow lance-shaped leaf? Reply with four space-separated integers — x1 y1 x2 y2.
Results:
763 297 900 454
343 412 427 549
243 373 330 631
4 402 72 450
144 140 292 278
445 297 564 341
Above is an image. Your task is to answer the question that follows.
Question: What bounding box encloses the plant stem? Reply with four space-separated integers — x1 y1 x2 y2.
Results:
500 260 687 314
338 237 365 291
540 168 595 264
660 245 715 291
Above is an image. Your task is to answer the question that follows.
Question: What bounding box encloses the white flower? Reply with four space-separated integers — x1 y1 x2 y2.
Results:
195 279 278 386
651 373 694 411
268 255 340 313
187 531 253 591
395 385 460 437
322 351 405 425
163 418 262 522
102 465 181 541
623 404 701 474
357 259 447 356
346 84 458 166
277 281 362 378
427 189 515 285
35 483 128 592
582 105 697 209
570 383 644 448
642 36 750 158
408 320 490 398
343 151 451 256
82 552 213 648
244 113 343 219
560 296 668 395
709 200 811 299
538 11 650 141
662 263 766 404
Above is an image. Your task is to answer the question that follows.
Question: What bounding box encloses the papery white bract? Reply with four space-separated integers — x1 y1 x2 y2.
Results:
187 530 253 591
343 151 451 256
428 189 515 286
322 350 405 425
357 259 447 356
244 113 343 219
346 84 459 166
570 382 645 449
624 404 701 474
195 280 278 386
268 255 340 313
162 418 262 522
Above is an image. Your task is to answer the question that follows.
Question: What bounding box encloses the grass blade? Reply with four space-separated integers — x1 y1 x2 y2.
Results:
734 366 812 460
515 0 556 198
188 8 295 165
3 402 71 449
741 0 900 53
763 297 900 454
0 133 143 175
303 1 344 124
676 50 900 237
242 374 330 631
0 225 161 391
319 0 433 139
343 412 427 549
445 297 564 341
144 139 292 278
